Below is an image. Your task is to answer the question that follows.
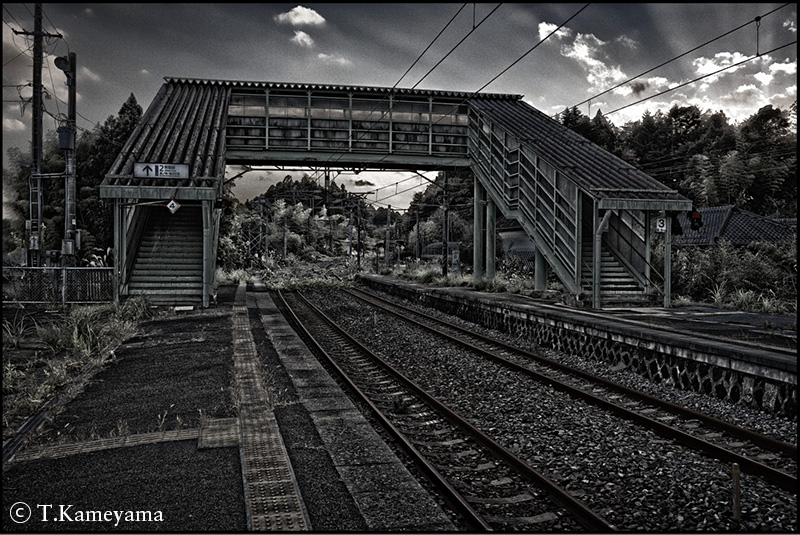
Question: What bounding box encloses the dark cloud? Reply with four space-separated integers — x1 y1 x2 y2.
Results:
631 81 649 97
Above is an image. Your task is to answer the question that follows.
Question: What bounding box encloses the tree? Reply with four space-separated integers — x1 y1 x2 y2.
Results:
77 94 142 254
736 105 796 215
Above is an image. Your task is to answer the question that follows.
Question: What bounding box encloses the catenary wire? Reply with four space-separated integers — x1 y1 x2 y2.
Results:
571 3 793 110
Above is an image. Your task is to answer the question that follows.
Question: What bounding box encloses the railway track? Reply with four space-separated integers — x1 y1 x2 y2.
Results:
294 287 796 531
276 290 615 532
341 287 797 492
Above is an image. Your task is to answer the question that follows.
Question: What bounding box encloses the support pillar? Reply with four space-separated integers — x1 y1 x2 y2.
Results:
593 210 612 309
534 249 547 290
202 200 211 308
644 211 652 293
664 212 672 308
113 199 121 304
485 198 496 280
473 179 484 280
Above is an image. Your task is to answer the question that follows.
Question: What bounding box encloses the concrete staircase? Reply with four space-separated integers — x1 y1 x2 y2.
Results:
128 205 204 305
581 242 651 307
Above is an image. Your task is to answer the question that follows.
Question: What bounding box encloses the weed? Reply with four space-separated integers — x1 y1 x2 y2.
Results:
116 419 130 437
197 409 208 428
708 280 728 305
2 314 36 350
3 362 25 394
156 405 174 432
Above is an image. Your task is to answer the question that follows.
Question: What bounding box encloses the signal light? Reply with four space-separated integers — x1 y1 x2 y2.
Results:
689 210 703 231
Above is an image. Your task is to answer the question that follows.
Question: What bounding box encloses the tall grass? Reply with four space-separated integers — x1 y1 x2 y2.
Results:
3 297 158 440
668 236 796 315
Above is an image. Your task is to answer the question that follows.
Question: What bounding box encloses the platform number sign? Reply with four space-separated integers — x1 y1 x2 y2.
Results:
655 216 667 233
166 198 181 214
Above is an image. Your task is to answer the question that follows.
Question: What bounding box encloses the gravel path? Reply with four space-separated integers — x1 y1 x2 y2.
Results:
3 294 245 532
3 440 245 531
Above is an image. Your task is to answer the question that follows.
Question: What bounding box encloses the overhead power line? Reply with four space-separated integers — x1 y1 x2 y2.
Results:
361 3 592 207
393 3 467 89
572 3 793 111
605 40 798 117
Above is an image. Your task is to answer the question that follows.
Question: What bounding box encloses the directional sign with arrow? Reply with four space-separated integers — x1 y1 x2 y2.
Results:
134 163 189 179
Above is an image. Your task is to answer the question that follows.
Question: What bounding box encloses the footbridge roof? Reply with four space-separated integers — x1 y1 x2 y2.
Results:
467 98 692 211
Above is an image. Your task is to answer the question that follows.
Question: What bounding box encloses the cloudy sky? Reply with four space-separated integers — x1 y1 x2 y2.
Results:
3 3 797 210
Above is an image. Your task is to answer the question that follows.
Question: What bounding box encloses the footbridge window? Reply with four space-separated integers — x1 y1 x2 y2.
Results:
226 89 469 156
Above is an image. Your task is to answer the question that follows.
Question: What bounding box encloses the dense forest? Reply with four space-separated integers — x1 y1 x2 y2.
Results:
556 103 797 217
3 93 143 265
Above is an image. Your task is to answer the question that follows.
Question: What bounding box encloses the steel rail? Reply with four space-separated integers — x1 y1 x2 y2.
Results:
345 288 798 493
347 288 797 459
290 290 616 532
275 290 492 532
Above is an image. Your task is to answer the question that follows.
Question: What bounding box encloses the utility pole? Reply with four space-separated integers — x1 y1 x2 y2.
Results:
415 206 420 260
57 52 77 265
27 5 43 266
385 205 391 269
357 202 362 271
348 209 353 258
15 4 63 266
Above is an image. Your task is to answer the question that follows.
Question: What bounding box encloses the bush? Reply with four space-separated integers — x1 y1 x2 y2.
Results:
670 237 796 314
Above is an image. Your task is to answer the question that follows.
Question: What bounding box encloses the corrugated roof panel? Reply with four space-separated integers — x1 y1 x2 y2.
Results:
103 81 230 188
164 77 523 100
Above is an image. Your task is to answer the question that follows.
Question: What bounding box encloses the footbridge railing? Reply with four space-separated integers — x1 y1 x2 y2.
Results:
466 97 692 306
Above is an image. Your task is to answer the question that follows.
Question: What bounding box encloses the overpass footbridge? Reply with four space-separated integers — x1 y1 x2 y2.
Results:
100 78 691 307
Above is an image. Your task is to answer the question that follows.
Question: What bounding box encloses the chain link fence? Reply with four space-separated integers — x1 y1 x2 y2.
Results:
2 267 114 305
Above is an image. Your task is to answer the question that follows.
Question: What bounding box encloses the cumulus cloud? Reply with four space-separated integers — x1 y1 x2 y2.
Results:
274 6 326 26
616 35 638 50
563 33 627 90
692 52 750 77
784 19 797 33
291 30 314 48
769 59 797 76
3 116 26 132
79 65 102 82
318 53 350 66
538 21 571 41
539 22 627 92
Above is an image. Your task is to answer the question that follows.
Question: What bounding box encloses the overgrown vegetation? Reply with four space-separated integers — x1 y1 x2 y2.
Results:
668 237 797 315
2 297 158 441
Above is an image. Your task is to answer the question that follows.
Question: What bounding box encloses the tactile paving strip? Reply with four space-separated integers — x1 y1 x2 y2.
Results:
232 282 309 531
197 417 241 449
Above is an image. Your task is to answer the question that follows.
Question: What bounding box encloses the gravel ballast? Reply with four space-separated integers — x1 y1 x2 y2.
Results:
308 287 797 532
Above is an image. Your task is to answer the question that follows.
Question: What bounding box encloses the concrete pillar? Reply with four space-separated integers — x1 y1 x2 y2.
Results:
473 179 484 280
534 248 547 290
485 198 496 280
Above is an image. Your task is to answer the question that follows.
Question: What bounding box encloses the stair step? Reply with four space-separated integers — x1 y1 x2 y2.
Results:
128 282 203 293
129 288 202 296
129 274 202 282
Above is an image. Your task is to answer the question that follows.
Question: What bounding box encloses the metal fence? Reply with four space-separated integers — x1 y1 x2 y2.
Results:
2 267 114 305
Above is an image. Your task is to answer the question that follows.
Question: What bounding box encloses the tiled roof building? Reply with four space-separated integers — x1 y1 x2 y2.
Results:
675 206 796 246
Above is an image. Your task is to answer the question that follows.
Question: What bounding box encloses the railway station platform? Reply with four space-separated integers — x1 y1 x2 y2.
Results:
356 274 797 418
2 281 455 532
